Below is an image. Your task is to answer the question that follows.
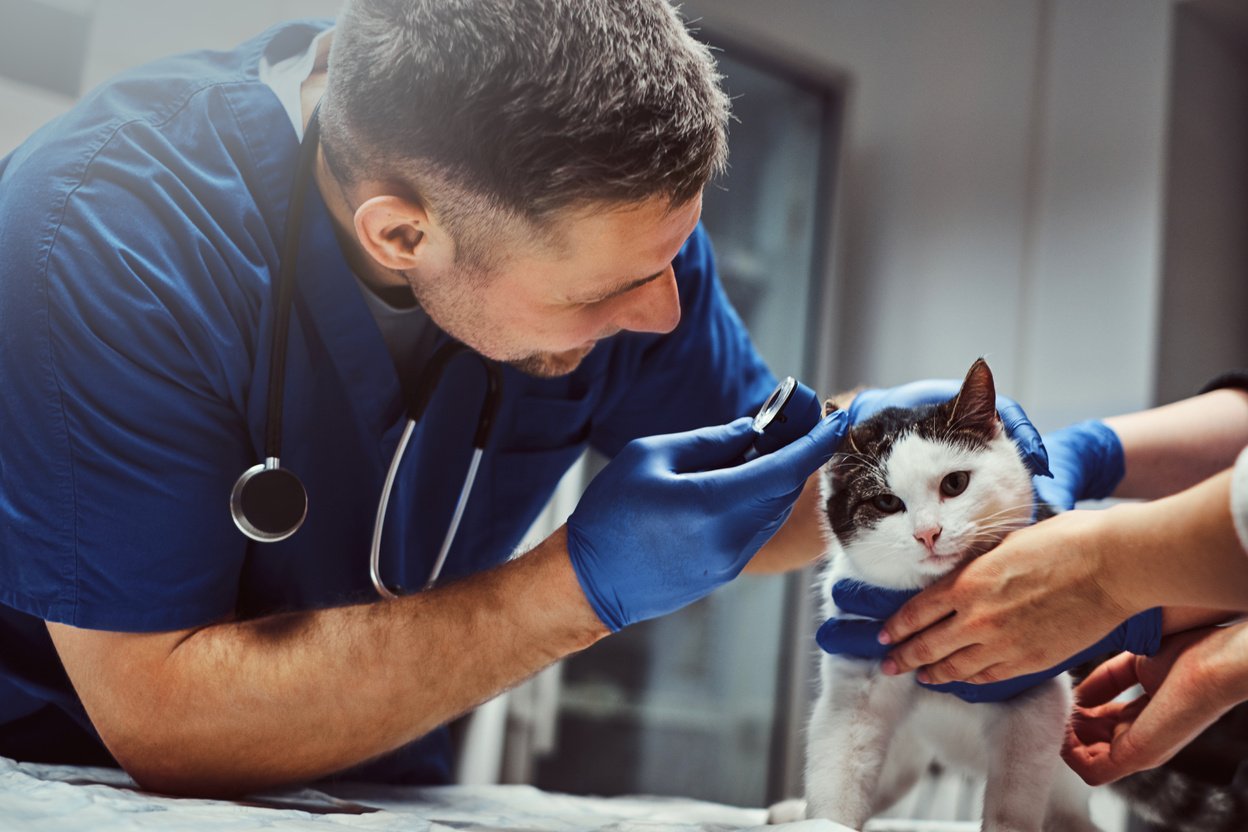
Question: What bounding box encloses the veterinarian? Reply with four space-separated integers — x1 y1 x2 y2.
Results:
0 0 1055 796
876 377 1248 785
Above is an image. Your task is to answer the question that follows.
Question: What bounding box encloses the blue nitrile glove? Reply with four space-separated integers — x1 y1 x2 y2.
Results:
1032 420 1125 511
847 381 1050 477
567 412 849 632
816 579 1162 703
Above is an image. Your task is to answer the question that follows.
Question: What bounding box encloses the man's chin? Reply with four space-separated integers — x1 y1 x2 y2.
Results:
506 344 597 378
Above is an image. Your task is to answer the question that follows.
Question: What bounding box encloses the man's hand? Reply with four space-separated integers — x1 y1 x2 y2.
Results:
1063 623 1248 785
566 412 848 631
878 510 1152 684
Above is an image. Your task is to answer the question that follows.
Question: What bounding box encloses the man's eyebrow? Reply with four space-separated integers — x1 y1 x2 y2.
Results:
576 269 666 304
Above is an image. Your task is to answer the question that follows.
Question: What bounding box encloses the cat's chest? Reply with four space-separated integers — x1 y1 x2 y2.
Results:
904 688 1002 767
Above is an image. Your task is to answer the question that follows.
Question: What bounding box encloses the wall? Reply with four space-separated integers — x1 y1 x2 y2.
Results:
685 0 1174 429
80 0 340 90
3 0 1182 425
1155 2 1248 404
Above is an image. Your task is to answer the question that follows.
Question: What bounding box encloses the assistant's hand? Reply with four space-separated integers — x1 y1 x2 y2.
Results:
877 510 1159 684
1063 623 1248 785
848 379 1049 476
1033 419 1125 510
566 412 848 631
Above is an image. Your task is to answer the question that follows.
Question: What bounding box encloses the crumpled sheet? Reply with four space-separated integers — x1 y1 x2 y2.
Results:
0 756 861 832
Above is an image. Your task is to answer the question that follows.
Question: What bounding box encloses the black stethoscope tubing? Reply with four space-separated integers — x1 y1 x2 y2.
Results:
230 102 502 597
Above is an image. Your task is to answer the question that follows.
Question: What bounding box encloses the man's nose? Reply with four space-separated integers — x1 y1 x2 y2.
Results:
612 267 680 335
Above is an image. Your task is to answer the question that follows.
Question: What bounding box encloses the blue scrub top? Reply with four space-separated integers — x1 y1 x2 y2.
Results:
0 20 776 784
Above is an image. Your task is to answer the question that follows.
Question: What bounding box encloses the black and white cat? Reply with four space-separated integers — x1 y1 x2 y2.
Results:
790 359 1099 831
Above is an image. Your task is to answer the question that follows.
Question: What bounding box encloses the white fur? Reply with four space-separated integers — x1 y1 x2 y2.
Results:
797 429 1100 832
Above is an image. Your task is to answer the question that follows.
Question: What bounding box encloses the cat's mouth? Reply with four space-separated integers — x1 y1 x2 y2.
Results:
920 551 963 567
920 539 998 569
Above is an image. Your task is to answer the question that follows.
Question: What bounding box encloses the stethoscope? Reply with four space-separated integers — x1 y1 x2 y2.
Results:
229 103 502 598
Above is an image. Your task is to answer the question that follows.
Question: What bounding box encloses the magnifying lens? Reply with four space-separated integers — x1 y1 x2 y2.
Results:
745 376 822 460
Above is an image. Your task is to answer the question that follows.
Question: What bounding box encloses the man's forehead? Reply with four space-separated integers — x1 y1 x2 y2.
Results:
551 195 702 287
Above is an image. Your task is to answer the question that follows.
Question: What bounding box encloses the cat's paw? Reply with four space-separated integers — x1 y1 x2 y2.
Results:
766 798 807 823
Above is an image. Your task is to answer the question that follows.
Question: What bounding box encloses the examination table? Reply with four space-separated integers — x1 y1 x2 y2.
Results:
0 754 990 831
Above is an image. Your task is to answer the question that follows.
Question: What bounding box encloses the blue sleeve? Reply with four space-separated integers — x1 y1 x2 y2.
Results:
0 102 265 632
589 224 777 456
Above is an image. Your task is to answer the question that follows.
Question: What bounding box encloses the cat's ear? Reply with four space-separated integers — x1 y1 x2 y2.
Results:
947 358 1000 436
823 401 850 493
826 453 851 495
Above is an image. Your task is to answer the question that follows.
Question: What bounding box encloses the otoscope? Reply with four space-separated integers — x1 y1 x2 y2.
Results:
744 376 822 461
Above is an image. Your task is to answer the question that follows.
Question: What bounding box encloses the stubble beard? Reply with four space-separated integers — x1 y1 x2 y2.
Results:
404 268 597 380
505 343 597 378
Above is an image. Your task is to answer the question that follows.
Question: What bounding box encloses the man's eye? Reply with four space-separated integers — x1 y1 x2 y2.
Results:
940 471 970 497
870 493 904 514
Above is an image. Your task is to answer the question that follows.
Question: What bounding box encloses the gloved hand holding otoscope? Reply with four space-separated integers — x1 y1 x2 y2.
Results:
566 376 836 632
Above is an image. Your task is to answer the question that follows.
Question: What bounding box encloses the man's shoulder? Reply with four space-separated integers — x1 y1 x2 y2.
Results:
0 20 328 266
0 22 334 386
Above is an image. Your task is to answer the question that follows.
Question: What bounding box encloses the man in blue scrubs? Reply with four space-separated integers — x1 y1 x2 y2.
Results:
0 1 850 794
0 0 1045 796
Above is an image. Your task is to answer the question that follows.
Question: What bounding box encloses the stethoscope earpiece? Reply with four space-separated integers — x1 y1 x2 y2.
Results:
230 461 308 543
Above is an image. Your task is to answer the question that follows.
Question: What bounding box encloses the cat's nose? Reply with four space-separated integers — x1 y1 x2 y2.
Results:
913 525 942 550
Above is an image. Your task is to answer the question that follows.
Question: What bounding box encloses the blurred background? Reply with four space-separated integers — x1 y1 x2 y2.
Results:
3 0 1245 829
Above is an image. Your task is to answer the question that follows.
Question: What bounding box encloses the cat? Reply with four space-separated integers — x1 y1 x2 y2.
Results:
787 358 1099 832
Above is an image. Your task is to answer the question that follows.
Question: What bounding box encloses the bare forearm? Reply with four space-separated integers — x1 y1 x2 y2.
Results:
745 471 824 574
1106 470 1248 615
53 528 606 795
1162 606 1238 635
1106 388 1248 500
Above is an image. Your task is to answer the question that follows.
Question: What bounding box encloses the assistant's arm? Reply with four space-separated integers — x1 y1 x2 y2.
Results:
49 528 605 797
1100 468 1248 613
879 467 1248 684
1106 387 1248 500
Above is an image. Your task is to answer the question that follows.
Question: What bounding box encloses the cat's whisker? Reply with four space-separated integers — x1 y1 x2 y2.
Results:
974 502 1048 521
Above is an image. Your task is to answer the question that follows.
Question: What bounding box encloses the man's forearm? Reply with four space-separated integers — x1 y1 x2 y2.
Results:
745 471 825 574
50 527 606 796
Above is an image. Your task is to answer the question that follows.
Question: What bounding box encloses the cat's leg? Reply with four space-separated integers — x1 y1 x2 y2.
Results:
805 656 914 828
871 728 929 816
766 798 808 824
766 765 926 830
1042 764 1100 832
980 678 1071 832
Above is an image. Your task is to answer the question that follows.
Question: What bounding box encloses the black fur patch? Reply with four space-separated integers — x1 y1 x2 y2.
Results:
826 360 999 546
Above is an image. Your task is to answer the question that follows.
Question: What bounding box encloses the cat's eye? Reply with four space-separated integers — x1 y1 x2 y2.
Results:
871 493 904 514
941 471 970 497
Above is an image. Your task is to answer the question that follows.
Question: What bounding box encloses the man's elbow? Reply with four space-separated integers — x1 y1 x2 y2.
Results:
105 724 267 798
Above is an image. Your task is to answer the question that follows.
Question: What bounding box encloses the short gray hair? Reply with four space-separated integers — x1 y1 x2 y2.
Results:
319 0 730 262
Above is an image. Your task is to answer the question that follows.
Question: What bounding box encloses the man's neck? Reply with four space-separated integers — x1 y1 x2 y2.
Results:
300 64 414 303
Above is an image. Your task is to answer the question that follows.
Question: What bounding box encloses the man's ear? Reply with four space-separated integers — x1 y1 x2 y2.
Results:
353 195 431 272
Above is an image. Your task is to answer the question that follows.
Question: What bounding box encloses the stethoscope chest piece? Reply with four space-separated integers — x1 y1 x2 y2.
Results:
230 460 308 542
